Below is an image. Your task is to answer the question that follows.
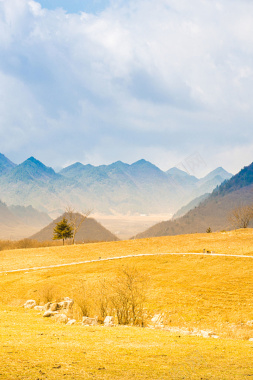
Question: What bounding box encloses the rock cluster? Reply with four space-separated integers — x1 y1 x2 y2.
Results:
23 298 115 327
23 301 222 339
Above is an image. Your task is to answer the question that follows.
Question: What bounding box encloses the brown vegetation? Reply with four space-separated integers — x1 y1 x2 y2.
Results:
229 204 253 228
71 266 147 326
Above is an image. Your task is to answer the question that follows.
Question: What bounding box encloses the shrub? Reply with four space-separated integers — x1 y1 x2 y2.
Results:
110 266 148 326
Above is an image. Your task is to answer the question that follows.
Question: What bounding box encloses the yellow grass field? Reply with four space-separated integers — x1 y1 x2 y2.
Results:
1 229 253 378
1 305 253 379
1 228 253 272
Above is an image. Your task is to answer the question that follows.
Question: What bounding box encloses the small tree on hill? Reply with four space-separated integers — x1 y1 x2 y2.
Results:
65 206 91 244
53 217 73 245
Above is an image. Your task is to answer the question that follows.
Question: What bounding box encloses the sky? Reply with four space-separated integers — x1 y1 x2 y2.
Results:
0 0 253 176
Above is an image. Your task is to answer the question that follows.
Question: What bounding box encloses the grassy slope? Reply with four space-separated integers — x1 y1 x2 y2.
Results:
1 228 253 272
1 305 253 379
1 229 253 378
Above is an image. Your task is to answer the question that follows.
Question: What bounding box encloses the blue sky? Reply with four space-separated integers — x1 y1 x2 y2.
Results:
0 0 253 175
37 0 111 14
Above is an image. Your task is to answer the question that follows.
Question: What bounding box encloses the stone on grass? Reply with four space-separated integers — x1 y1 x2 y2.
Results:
67 319 76 326
150 314 164 328
23 300 36 309
34 306 44 312
49 303 58 312
44 302 51 311
82 316 98 326
43 310 58 318
54 313 68 324
104 316 115 327
58 298 74 311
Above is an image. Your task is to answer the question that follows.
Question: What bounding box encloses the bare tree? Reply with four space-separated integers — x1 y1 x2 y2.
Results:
65 206 91 244
111 266 148 326
229 205 253 229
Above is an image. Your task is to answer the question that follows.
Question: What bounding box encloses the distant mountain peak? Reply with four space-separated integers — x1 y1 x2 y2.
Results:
132 159 151 165
8 156 58 182
200 167 233 184
108 160 129 168
167 167 193 178
67 162 86 169
212 161 253 196
27 156 37 162
25 156 49 167
0 153 17 174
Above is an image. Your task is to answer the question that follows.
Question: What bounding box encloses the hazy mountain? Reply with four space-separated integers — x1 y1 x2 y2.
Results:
0 200 19 226
0 153 16 175
134 162 253 239
166 167 198 186
212 162 253 195
0 200 52 240
5 156 59 183
9 205 52 227
198 167 232 184
0 157 73 215
172 193 210 219
0 154 232 216
30 213 119 242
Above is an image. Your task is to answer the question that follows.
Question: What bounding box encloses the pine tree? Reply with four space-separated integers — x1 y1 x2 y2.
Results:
53 217 73 245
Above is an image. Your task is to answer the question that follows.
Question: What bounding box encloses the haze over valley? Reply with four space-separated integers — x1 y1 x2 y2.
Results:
0 152 233 239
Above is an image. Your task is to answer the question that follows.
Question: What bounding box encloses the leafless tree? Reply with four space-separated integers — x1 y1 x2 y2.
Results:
110 266 148 326
65 206 91 244
229 205 253 229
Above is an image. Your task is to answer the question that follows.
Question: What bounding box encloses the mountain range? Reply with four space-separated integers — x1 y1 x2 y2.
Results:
0 154 232 217
134 162 253 239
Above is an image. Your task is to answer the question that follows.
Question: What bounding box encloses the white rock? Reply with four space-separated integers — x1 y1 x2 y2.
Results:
200 331 210 338
104 316 115 327
249 338 253 342
43 310 58 318
23 300 36 309
44 302 51 311
82 316 98 326
49 303 58 312
150 314 164 328
53 313 68 324
34 306 44 311
67 319 76 326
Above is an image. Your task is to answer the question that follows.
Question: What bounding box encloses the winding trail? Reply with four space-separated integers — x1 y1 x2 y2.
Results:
1 252 253 274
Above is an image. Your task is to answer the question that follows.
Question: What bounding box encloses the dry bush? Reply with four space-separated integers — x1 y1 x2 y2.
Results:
69 267 149 325
92 279 113 323
37 284 58 304
71 281 94 318
229 205 253 229
0 239 63 251
110 266 148 326
0 238 99 252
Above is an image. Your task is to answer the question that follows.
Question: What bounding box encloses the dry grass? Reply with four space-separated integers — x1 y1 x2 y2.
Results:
0 228 253 272
1 229 253 378
1 305 253 379
0 229 253 339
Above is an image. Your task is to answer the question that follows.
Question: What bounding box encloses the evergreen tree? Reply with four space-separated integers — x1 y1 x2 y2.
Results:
53 217 73 245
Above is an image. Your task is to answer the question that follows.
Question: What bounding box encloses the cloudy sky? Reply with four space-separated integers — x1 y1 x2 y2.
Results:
0 0 253 176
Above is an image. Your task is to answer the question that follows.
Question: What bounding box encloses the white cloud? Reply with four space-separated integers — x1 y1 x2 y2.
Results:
0 0 252 173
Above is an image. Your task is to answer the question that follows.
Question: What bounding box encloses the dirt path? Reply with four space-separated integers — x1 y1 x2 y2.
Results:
1 252 253 274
